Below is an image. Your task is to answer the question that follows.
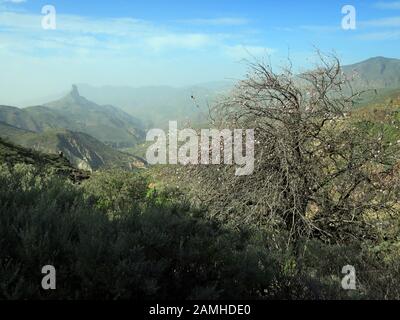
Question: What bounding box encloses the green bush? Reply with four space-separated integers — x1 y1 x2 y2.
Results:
2 164 399 300
82 169 148 214
0 164 279 300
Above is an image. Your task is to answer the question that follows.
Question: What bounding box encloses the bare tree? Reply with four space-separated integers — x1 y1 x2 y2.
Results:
180 52 399 244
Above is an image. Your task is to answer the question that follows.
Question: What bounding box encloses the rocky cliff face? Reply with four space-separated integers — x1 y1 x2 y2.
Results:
0 137 90 183
0 122 146 172
45 130 146 172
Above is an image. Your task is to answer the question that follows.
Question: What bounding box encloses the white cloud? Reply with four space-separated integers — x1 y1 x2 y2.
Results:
0 11 213 55
0 0 26 3
0 9 269 104
0 11 156 36
356 15 400 42
224 45 275 60
146 33 214 51
177 18 249 26
274 26 295 32
0 11 266 55
300 25 341 32
375 1 400 9
357 30 400 40
361 16 400 27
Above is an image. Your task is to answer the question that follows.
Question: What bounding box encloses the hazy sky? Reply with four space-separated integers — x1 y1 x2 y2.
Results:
1 0 400 105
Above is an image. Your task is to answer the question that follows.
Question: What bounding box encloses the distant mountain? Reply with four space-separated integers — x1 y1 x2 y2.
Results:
0 85 145 148
0 105 46 132
77 81 233 128
343 57 400 89
0 121 33 136
0 137 89 183
0 122 146 171
76 59 400 127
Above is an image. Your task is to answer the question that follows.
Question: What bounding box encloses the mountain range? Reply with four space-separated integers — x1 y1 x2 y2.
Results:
0 56 399 172
74 58 400 127
76 81 233 128
0 85 145 148
0 87 146 171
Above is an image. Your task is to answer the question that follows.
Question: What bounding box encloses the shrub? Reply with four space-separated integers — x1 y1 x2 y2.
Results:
0 165 278 299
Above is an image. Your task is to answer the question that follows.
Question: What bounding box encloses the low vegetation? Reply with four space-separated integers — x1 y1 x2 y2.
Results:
1 54 400 300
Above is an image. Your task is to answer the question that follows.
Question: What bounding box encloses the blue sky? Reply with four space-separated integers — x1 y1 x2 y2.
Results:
1 0 400 105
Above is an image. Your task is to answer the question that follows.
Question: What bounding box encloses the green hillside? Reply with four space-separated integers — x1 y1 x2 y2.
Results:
0 121 32 136
353 87 400 108
0 105 43 132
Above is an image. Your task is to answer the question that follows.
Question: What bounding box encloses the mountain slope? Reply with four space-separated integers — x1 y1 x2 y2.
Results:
0 121 32 136
43 85 145 146
0 105 43 132
343 56 400 89
0 137 89 182
0 86 145 148
0 123 146 171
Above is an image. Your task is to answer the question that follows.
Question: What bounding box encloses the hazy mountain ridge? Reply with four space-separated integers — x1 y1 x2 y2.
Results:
77 81 233 128
343 56 400 90
0 86 145 148
0 86 148 171
76 58 400 128
0 56 399 172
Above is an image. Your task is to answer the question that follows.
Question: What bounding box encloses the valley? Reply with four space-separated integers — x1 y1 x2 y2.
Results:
0 86 146 171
